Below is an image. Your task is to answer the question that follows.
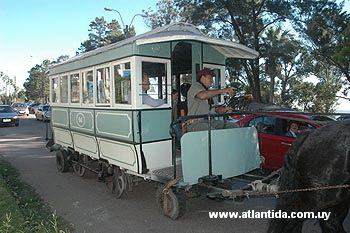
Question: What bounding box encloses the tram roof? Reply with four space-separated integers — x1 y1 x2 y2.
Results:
52 22 259 69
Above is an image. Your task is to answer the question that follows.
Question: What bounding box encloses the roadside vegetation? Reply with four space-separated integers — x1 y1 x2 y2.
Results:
0 157 71 233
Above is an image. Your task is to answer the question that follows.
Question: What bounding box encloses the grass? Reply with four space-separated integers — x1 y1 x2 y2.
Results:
0 174 27 233
0 157 72 233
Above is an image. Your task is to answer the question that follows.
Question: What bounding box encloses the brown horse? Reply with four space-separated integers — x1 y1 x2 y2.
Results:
268 121 350 233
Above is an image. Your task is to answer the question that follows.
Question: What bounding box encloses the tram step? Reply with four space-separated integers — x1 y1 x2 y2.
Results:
151 164 183 181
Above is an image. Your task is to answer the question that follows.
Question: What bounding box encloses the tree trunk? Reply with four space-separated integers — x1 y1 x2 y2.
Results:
280 79 287 103
269 75 274 104
247 59 262 103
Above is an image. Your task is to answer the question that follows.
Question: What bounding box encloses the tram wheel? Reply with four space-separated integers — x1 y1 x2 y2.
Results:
73 154 87 177
112 166 126 198
156 185 186 220
126 174 134 192
56 150 69 173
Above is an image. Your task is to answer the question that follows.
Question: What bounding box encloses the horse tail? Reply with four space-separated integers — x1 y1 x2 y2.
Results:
267 130 312 233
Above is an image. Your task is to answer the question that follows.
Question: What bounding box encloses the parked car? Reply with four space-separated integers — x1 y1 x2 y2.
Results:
337 115 350 121
0 105 19 127
236 112 322 170
35 104 51 121
11 102 29 116
29 103 40 114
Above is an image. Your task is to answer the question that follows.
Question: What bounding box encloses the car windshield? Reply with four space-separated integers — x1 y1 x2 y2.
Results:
43 106 50 111
0 106 14 113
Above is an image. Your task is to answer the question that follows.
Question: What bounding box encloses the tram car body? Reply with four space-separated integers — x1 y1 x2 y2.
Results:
49 23 261 219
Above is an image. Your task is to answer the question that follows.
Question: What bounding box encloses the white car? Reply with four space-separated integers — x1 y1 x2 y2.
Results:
35 104 51 121
11 102 29 116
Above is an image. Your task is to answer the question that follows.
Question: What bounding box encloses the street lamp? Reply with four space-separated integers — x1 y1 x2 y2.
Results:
104 8 146 35
104 8 126 33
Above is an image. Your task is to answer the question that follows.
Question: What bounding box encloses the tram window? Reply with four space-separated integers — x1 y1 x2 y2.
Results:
114 62 131 104
247 116 277 134
82 70 93 104
52 77 59 103
60 75 68 103
70 73 80 103
96 67 111 104
141 62 167 105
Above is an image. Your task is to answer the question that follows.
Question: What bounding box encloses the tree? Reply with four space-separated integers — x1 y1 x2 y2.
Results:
291 62 341 113
143 0 187 29
145 0 349 108
291 0 350 83
24 62 50 103
144 0 294 102
23 56 69 102
0 71 18 104
261 27 309 105
78 17 135 53
17 90 26 101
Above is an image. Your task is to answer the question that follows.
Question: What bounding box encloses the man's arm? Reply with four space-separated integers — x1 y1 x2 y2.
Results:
143 94 165 107
195 87 235 100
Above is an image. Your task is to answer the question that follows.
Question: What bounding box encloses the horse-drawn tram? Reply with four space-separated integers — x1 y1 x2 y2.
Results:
48 22 283 219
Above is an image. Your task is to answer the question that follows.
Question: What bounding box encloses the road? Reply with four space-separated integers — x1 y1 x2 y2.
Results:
0 115 349 233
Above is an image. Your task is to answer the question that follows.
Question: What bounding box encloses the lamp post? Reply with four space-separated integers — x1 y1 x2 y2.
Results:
104 8 126 33
104 8 146 35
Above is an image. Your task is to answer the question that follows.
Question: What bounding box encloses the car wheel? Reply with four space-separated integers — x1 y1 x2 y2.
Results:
15 122 19 127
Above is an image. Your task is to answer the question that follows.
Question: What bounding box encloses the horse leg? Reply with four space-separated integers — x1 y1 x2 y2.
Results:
319 204 349 233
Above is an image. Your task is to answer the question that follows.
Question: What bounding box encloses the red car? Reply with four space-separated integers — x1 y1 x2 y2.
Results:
236 113 326 170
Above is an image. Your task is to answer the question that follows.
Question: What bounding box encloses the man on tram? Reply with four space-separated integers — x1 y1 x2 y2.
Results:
141 73 165 107
186 69 238 132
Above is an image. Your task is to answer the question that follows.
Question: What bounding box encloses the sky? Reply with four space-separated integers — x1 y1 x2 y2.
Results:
0 0 158 86
0 0 349 110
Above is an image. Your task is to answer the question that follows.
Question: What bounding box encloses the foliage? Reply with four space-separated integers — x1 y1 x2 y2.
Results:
78 17 135 53
142 0 188 29
0 72 18 104
144 0 294 103
291 63 342 113
0 158 71 232
23 56 69 103
0 174 27 233
144 0 348 110
291 0 350 83
261 27 309 105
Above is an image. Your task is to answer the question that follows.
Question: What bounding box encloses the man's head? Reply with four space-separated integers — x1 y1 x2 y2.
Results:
289 122 299 133
197 69 215 88
142 73 150 91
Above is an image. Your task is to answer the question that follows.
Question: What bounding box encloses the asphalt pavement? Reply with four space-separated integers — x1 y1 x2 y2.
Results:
0 115 349 233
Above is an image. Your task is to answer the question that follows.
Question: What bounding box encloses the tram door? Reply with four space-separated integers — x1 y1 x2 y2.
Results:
171 42 192 120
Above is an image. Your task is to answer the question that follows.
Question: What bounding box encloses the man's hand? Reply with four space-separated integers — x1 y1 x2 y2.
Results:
225 106 233 113
221 87 236 96
215 106 233 113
